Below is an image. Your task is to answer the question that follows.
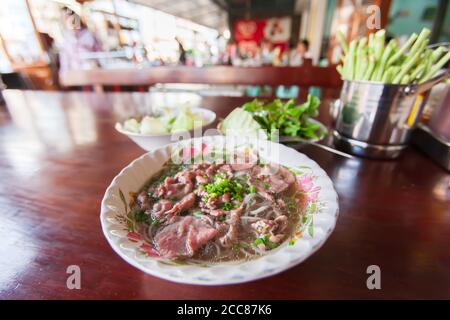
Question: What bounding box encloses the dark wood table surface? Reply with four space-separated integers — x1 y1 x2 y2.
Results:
0 89 449 299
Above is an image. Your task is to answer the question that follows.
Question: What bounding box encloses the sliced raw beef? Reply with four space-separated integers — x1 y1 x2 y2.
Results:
154 216 218 259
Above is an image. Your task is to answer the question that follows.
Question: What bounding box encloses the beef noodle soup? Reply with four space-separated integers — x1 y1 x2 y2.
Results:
129 158 302 262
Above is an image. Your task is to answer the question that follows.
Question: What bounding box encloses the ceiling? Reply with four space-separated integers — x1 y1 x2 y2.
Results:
222 0 297 19
129 0 307 31
130 0 228 31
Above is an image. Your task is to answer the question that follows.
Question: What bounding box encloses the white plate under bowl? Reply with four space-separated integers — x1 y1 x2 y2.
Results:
100 135 339 285
115 108 216 151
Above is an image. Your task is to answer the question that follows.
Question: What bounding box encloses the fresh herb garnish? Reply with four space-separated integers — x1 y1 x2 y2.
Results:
192 211 204 218
248 185 256 194
134 208 149 223
241 95 325 140
254 237 265 246
147 192 160 202
253 235 279 250
203 176 244 202
239 241 251 249
222 202 234 211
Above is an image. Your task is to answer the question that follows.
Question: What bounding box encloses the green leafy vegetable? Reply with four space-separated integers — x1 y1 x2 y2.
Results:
120 106 204 135
240 95 324 140
219 107 265 139
123 118 140 133
139 116 166 134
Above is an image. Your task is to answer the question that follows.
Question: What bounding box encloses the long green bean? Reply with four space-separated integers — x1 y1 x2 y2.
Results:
387 33 417 66
373 40 396 81
336 27 449 85
337 31 348 55
421 50 450 82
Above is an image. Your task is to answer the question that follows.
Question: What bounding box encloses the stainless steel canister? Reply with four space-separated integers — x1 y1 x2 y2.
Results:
333 70 449 158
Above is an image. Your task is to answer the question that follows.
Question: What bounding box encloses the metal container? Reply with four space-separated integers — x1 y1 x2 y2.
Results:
333 70 449 158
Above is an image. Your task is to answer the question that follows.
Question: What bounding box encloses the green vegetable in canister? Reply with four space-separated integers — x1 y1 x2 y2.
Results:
336 27 450 85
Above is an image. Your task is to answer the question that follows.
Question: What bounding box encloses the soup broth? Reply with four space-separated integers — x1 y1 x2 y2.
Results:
129 159 302 262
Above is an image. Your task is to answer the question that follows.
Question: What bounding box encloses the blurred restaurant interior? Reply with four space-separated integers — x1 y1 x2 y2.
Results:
0 0 447 93
0 0 450 300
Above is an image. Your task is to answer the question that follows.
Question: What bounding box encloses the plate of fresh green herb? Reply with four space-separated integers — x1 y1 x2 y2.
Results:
219 94 328 143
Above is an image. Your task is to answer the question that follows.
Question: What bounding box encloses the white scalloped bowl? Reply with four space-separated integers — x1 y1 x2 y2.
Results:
115 108 216 151
100 135 339 285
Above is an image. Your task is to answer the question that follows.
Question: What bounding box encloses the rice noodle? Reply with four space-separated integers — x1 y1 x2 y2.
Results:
243 193 256 204
212 242 221 258
200 215 215 226
240 216 263 221
249 205 269 216
251 246 266 255
240 216 263 225
143 224 156 243
239 248 253 258
264 210 276 219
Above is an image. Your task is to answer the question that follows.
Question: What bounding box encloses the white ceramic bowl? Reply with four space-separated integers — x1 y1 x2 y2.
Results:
100 135 339 285
115 108 216 151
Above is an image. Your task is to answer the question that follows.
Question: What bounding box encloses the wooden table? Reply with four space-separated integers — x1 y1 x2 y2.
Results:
0 90 449 299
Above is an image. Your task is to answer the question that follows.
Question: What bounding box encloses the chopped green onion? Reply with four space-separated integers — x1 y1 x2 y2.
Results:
192 211 204 218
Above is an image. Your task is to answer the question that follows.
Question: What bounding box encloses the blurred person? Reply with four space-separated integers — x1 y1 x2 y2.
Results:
59 7 102 74
233 44 249 66
225 40 237 65
289 39 312 66
216 34 227 65
281 43 295 66
202 40 213 66
175 37 186 65
289 42 302 66
252 47 262 66
297 39 312 59
272 46 283 66
260 39 274 65
128 41 146 65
